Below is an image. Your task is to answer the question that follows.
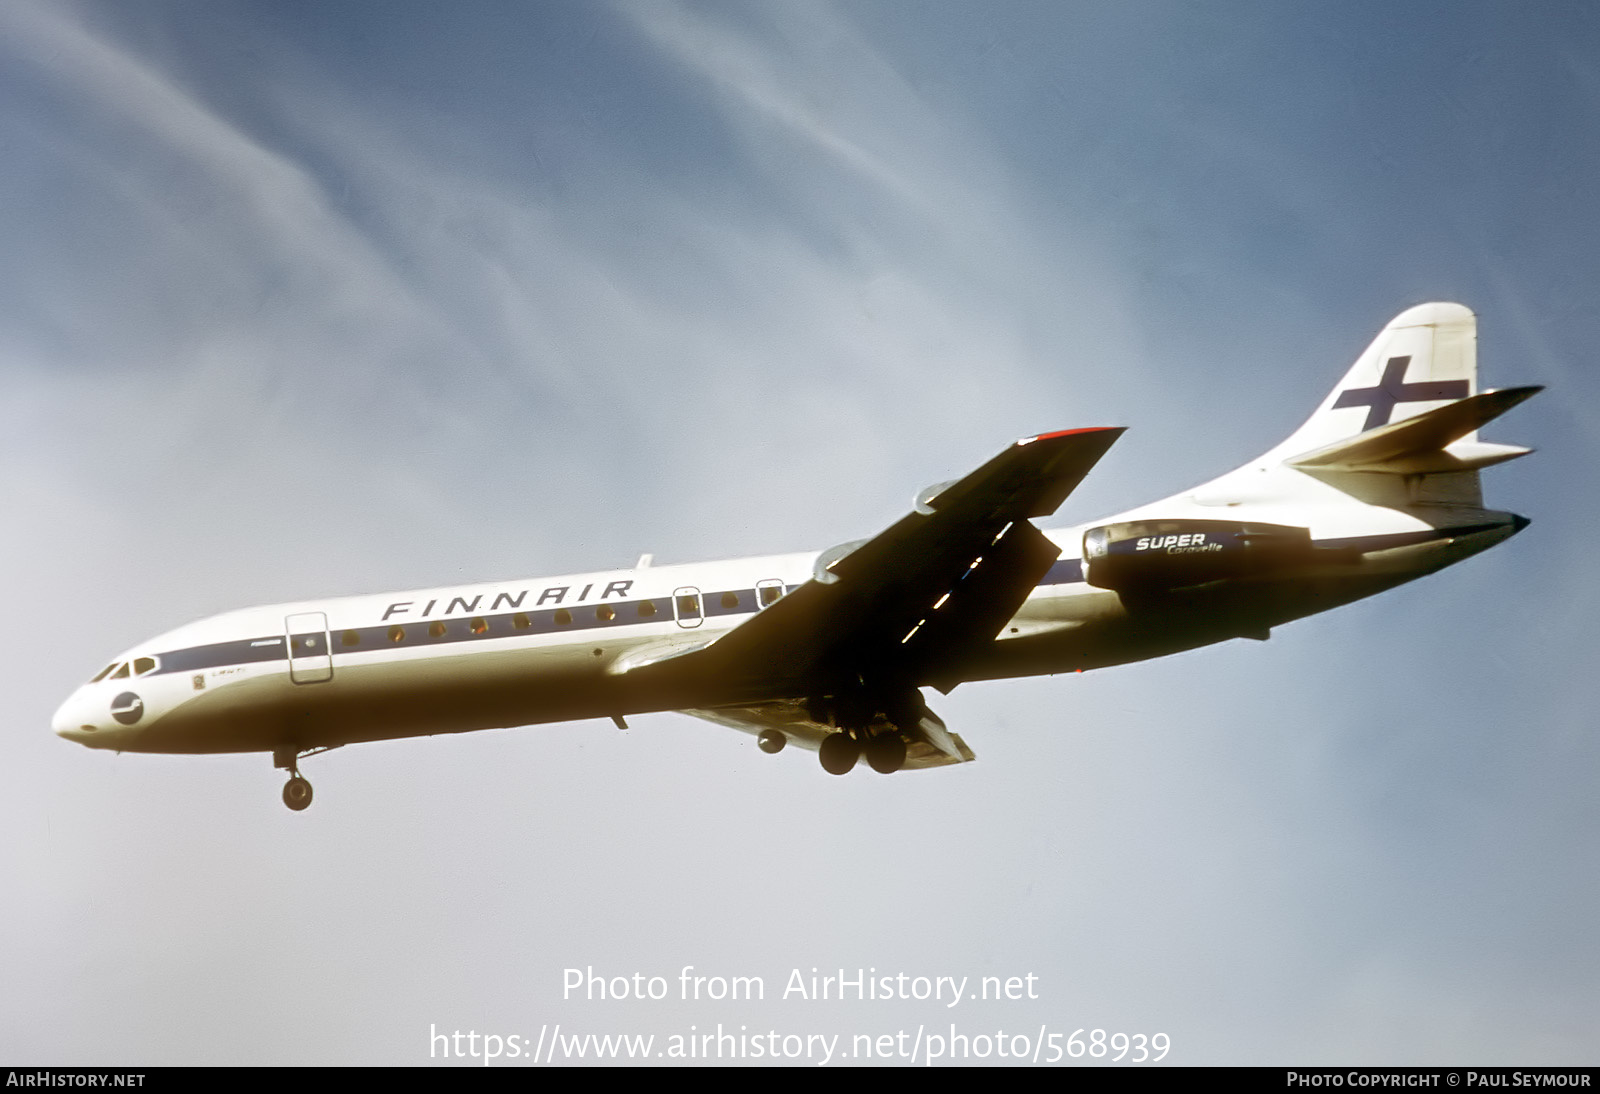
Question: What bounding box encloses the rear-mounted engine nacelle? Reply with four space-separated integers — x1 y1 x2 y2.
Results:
1082 519 1312 594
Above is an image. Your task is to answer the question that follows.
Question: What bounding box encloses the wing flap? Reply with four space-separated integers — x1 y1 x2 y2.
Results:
900 518 1063 692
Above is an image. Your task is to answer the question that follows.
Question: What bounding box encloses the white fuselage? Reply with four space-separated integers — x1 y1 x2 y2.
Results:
50 499 1520 759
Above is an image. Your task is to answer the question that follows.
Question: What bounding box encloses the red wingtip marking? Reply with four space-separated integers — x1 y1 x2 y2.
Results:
1019 426 1122 445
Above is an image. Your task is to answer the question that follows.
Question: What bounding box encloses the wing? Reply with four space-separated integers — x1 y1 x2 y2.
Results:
635 426 1123 702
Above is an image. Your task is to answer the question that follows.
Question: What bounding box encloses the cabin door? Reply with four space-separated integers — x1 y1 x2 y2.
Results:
672 587 703 629
286 612 334 684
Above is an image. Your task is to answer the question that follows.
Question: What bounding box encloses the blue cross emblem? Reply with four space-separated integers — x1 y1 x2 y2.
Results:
1331 356 1469 431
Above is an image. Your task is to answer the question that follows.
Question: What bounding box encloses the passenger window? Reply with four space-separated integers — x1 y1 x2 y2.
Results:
720 592 739 610
341 630 360 647
428 621 446 638
638 600 657 618
470 618 488 635
133 656 157 675
758 580 786 607
554 609 573 626
389 626 406 643
596 605 615 622
513 613 531 629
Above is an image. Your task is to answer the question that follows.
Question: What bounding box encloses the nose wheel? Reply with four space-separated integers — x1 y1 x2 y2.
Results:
273 745 336 811
282 775 313 811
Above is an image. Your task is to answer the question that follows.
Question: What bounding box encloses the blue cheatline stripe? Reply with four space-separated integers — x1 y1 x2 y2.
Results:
143 521 1511 677
157 636 286 674
1042 558 1085 585
150 587 784 677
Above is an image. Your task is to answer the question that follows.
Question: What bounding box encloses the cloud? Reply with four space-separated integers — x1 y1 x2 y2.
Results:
3 0 1593 1065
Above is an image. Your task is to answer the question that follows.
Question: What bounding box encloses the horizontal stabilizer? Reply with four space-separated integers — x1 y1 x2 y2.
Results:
1287 386 1540 474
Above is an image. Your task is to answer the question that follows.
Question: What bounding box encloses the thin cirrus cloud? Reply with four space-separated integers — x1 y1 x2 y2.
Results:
2 0 1592 1066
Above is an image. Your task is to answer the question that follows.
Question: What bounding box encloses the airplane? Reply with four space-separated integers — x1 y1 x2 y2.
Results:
53 303 1539 810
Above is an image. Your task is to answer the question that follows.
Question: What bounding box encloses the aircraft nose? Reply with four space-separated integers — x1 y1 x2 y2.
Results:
52 691 100 744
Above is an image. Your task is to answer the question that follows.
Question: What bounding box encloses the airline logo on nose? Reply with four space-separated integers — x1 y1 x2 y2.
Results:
111 692 144 725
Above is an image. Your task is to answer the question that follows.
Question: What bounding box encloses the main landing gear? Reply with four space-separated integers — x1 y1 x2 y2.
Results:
810 688 923 776
819 730 909 775
819 731 859 775
273 745 336 811
865 732 907 774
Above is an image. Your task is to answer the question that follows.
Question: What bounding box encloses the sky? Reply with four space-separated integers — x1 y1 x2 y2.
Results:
2 0 1597 1067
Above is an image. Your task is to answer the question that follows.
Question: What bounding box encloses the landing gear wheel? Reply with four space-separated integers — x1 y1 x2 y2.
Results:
864 734 907 774
282 774 313 811
819 732 860 775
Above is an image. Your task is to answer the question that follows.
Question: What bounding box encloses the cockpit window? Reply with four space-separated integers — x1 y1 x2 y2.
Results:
90 662 119 683
133 656 158 676
110 662 131 680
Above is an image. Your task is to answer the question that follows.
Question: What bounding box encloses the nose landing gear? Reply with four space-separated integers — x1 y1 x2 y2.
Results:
273 745 337 811
282 774 313 811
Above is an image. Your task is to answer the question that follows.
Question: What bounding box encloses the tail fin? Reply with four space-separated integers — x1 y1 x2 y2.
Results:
1254 303 1539 511
1268 302 1481 462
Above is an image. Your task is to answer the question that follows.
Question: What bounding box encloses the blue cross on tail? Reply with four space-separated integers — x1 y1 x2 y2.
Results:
1331 356 1469 431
